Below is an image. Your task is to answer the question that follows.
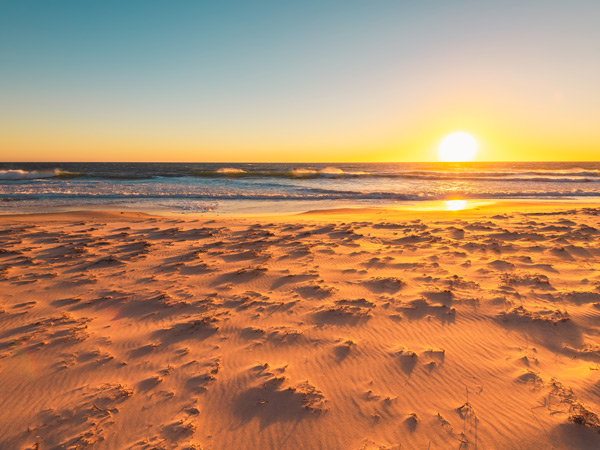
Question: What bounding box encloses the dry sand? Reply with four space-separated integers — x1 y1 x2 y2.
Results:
1 203 599 449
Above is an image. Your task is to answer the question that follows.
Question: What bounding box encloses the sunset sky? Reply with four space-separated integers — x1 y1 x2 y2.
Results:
1 0 598 162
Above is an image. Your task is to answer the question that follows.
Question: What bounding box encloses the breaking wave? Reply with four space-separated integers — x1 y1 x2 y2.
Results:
2 165 598 183
0 169 84 180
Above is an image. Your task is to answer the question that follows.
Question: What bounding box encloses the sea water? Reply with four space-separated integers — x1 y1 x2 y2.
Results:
1 162 599 214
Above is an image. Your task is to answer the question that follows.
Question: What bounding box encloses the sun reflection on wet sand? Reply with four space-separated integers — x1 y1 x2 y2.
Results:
404 199 493 213
445 199 468 211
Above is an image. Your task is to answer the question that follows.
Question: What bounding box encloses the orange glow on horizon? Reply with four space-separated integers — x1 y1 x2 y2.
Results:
1 112 598 163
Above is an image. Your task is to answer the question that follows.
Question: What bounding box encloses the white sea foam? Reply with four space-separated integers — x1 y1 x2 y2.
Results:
216 168 246 174
291 167 369 178
290 168 318 177
0 169 57 180
318 167 346 177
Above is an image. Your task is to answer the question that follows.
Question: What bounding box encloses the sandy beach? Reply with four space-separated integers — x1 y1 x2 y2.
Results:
1 202 599 449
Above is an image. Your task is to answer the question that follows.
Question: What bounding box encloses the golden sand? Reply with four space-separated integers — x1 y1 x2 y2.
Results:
1 204 599 449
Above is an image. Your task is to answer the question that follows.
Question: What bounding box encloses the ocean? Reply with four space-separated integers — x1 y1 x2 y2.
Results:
1 162 599 214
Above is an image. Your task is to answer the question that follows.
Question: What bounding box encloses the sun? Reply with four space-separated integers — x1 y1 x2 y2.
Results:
438 132 478 162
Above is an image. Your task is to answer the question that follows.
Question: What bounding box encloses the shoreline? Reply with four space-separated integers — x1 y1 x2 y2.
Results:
1 198 599 222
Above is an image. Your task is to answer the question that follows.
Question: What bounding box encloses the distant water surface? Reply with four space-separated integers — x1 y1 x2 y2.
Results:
1 162 599 214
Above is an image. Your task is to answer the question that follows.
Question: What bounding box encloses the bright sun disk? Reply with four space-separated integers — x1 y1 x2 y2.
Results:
438 132 478 162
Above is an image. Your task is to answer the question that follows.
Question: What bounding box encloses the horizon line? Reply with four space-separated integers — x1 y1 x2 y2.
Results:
1 160 599 164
